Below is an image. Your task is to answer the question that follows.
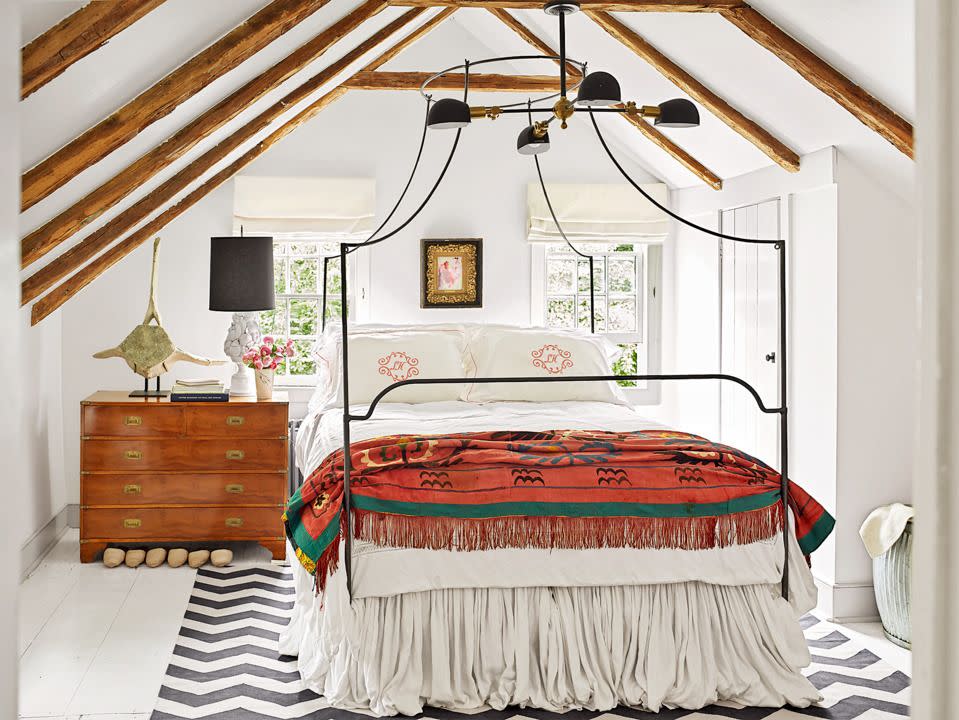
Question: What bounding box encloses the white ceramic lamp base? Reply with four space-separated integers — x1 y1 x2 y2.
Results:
229 364 255 397
223 312 260 397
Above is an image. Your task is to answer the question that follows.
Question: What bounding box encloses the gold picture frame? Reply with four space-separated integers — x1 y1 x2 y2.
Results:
421 239 483 308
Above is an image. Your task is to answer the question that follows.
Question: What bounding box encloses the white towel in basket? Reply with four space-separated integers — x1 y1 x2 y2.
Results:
859 503 914 558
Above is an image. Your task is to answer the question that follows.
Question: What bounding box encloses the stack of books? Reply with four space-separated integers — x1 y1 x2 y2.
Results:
170 378 229 402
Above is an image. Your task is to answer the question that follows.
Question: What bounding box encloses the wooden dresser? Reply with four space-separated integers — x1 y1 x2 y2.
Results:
80 391 289 562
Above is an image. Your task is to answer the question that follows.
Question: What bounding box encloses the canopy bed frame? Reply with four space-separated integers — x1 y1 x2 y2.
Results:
315 0 790 605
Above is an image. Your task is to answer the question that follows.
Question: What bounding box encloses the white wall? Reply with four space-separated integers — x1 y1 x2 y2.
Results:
0 0 20 710
663 147 919 620
19 311 65 551
833 151 917 618
57 87 657 507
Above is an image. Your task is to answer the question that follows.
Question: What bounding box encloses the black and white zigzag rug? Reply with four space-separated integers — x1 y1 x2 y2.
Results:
151 566 911 720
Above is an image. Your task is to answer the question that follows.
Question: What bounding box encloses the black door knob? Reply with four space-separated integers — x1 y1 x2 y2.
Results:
765 352 776 363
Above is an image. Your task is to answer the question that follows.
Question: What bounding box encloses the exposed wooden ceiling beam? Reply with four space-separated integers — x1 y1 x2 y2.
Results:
345 71 560 91
21 0 393 270
31 88 349 326
721 6 913 158
31 87 348 326
22 0 330 211
26 9 454 317
387 1 743 10
619 110 722 189
490 8 720 189
587 10 799 172
22 0 166 99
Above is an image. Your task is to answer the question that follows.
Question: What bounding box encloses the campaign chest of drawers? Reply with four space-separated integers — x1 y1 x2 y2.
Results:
79 391 289 562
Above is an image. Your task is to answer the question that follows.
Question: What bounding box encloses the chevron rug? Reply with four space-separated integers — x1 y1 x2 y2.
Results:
151 565 911 720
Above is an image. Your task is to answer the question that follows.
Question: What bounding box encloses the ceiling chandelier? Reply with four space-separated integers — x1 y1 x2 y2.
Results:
420 0 701 153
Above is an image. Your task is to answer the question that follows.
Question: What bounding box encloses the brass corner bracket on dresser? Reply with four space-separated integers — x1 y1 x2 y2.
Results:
78 390 290 563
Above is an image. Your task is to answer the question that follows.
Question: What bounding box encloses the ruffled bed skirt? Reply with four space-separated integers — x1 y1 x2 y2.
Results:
280 564 820 716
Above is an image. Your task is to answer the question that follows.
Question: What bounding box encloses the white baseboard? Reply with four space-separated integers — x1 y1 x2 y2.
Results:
20 505 71 581
815 575 880 623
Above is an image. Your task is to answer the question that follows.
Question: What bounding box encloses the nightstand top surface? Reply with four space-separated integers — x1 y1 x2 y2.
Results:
83 390 289 405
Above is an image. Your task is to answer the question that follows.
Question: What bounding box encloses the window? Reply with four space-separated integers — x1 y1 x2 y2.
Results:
531 241 662 401
257 235 358 385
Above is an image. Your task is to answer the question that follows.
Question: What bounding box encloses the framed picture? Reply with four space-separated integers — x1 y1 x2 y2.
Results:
421 239 483 308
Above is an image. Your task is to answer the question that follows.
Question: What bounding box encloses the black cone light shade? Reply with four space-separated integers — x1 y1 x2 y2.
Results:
517 125 550 155
576 71 621 107
655 98 700 128
427 98 472 129
209 236 275 312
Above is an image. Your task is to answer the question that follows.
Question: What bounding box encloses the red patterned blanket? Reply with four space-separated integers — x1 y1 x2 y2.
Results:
284 429 834 591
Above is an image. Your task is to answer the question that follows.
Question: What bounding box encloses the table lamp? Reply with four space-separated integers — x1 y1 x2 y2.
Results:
209 235 275 397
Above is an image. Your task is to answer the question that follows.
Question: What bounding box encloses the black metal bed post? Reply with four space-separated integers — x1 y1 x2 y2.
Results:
778 241 789 600
321 256 331 332
339 242 354 601
587 109 791 599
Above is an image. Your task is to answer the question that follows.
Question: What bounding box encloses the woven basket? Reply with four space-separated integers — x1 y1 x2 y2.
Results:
872 519 912 649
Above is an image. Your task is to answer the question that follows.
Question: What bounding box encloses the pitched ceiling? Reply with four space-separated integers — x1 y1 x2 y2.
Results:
18 0 916 324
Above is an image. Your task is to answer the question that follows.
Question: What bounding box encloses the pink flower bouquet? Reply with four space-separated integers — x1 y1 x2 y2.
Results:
241 336 295 371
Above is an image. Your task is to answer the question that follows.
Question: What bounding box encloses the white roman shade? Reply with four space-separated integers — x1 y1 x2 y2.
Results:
527 182 669 242
233 176 375 238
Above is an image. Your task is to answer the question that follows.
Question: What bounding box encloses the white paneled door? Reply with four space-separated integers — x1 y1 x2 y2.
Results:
719 199 781 469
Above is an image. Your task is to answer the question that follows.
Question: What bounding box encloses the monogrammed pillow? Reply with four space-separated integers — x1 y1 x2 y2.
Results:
463 327 628 404
316 331 467 407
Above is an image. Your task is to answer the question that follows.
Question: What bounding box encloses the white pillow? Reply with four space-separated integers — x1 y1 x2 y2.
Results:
463 327 628 404
312 328 467 408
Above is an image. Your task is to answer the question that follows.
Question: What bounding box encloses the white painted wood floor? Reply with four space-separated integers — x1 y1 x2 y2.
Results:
18 529 912 719
18 529 277 720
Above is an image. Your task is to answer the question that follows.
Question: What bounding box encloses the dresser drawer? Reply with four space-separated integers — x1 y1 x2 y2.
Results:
81 507 283 541
184 404 287 438
82 439 287 472
81 473 286 507
82 404 184 437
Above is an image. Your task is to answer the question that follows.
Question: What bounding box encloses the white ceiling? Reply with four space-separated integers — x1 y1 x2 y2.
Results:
18 0 917 248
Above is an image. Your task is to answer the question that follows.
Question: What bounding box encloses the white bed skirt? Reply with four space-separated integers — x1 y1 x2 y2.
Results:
280 563 820 716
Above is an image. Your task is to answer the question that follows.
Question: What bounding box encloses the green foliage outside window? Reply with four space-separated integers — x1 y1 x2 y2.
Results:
258 239 350 380
545 242 643 388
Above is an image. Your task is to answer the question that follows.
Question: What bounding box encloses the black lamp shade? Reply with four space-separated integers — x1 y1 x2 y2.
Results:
427 98 471 129
209 236 276 312
655 98 700 128
576 71 621 107
517 125 550 155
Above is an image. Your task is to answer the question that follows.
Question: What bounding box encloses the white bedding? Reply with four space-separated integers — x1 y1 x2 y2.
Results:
283 400 821 715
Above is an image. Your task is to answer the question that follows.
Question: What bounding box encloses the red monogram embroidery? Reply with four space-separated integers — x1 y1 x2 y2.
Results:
531 344 573 375
378 352 421 381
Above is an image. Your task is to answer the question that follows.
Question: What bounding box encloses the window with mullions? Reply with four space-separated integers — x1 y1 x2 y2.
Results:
257 236 356 384
533 241 661 397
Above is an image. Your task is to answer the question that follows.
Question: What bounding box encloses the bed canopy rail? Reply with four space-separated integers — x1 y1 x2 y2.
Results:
309 0 789 605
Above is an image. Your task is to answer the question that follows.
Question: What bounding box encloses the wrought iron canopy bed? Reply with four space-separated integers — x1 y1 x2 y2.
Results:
281 0 832 715
315 0 791 604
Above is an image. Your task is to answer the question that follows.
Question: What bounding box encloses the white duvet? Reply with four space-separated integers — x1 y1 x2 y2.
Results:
283 400 822 714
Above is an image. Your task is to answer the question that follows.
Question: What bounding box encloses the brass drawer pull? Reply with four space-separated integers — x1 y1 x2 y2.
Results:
123 518 141 529
225 517 243 528
124 449 142 460
225 483 245 494
124 415 142 426
225 449 245 460
226 415 245 426
122 483 142 495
